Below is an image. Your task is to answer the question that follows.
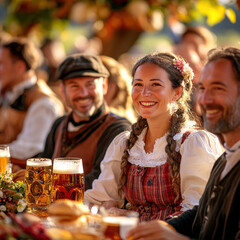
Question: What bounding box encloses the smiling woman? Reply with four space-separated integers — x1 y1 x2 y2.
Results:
84 52 224 222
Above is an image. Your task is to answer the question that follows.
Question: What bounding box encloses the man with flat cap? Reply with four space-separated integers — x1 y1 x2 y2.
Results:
40 54 131 190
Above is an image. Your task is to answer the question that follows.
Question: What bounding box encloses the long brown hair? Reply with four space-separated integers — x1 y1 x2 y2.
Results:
118 52 195 203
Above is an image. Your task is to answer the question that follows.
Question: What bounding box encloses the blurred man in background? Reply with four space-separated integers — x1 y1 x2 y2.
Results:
0 38 64 170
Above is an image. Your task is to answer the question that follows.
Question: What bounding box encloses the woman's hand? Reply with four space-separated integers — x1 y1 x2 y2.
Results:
126 220 190 240
102 201 136 216
102 200 120 209
107 207 132 216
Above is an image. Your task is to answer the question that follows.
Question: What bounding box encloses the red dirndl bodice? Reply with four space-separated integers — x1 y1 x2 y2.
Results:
124 161 182 222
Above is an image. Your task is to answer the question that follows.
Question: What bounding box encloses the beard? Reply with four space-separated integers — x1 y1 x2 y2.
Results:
73 105 96 118
202 96 240 134
69 95 103 120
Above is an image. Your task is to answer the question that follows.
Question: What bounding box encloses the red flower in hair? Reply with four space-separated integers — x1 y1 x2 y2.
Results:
173 57 194 82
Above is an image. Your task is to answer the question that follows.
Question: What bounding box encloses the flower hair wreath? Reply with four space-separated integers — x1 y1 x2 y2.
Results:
172 57 194 83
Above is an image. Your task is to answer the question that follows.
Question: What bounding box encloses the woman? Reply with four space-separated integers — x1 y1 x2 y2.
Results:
84 52 223 222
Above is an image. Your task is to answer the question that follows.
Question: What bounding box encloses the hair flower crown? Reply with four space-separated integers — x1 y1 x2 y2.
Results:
172 57 194 82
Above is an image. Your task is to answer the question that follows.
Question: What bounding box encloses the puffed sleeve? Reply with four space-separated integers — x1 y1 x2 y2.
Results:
179 130 224 211
84 131 130 205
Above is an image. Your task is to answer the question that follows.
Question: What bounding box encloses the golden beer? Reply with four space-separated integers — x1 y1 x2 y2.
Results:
25 158 52 211
53 158 84 202
103 216 139 240
0 145 10 173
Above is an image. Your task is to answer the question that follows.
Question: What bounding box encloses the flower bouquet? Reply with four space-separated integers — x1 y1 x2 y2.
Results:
0 173 27 214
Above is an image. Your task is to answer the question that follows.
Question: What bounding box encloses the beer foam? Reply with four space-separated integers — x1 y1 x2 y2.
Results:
53 160 84 174
27 159 52 167
103 216 138 226
0 150 10 157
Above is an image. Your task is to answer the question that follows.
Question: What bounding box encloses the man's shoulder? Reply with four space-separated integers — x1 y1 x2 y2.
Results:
106 112 131 128
54 115 67 125
107 112 131 122
51 115 67 131
99 113 131 139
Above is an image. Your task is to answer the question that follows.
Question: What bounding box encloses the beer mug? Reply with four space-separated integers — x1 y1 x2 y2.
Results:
52 157 85 202
0 145 10 173
25 158 52 211
103 216 139 240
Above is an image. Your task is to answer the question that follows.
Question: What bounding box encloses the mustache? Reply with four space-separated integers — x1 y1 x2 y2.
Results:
201 104 223 111
73 96 91 101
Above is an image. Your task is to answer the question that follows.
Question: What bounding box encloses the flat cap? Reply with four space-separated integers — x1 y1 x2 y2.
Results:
55 54 109 81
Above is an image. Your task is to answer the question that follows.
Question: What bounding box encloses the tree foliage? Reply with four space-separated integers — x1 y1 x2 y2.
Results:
2 0 237 37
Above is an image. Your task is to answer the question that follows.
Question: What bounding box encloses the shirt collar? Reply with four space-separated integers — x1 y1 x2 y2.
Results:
4 76 37 105
224 140 240 155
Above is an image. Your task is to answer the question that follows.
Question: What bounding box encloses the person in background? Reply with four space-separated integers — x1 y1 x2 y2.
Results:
40 54 131 190
173 26 216 118
37 38 69 112
84 52 223 221
39 38 66 84
100 55 137 123
0 38 64 170
174 26 216 64
127 47 240 240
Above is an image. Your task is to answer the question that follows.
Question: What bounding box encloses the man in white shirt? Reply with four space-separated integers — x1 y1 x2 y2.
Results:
0 38 64 170
127 47 240 239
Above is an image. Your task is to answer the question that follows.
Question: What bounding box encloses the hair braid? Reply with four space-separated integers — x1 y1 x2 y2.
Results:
118 116 147 197
165 107 186 204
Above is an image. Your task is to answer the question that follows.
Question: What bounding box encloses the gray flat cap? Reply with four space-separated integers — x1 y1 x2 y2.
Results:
55 54 109 81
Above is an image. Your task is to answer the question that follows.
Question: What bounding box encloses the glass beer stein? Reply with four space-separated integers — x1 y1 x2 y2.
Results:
52 157 85 202
25 158 52 211
0 145 10 173
103 216 139 240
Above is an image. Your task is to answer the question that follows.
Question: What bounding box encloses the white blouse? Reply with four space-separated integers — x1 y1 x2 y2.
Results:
5 77 64 159
84 128 224 211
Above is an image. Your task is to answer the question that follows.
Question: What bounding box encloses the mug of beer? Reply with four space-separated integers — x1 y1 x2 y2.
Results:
103 216 139 240
25 158 52 211
0 145 10 173
52 157 85 202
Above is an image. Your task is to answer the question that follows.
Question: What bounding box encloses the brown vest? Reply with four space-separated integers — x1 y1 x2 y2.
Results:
52 113 121 174
0 79 63 144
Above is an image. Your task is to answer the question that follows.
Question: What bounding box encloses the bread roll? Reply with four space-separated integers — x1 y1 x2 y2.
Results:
72 232 101 240
48 199 89 217
46 228 73 240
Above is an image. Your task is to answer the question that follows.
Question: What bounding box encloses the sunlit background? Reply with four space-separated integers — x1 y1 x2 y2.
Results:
0 0 239 67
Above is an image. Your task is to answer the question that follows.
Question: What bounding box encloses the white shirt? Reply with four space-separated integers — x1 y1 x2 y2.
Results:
84 128 224 211
6 78 64 159
220 140 240 180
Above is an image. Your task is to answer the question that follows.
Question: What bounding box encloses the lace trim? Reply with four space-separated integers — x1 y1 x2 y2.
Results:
127 126 193 168
128 156 167 167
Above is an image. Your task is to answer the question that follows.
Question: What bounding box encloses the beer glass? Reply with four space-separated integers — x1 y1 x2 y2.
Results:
103 216 139 240
25 158 52 211
52 157 84 202
0 145 10 173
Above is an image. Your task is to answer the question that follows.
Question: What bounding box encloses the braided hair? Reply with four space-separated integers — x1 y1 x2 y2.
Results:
118 52 194 203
